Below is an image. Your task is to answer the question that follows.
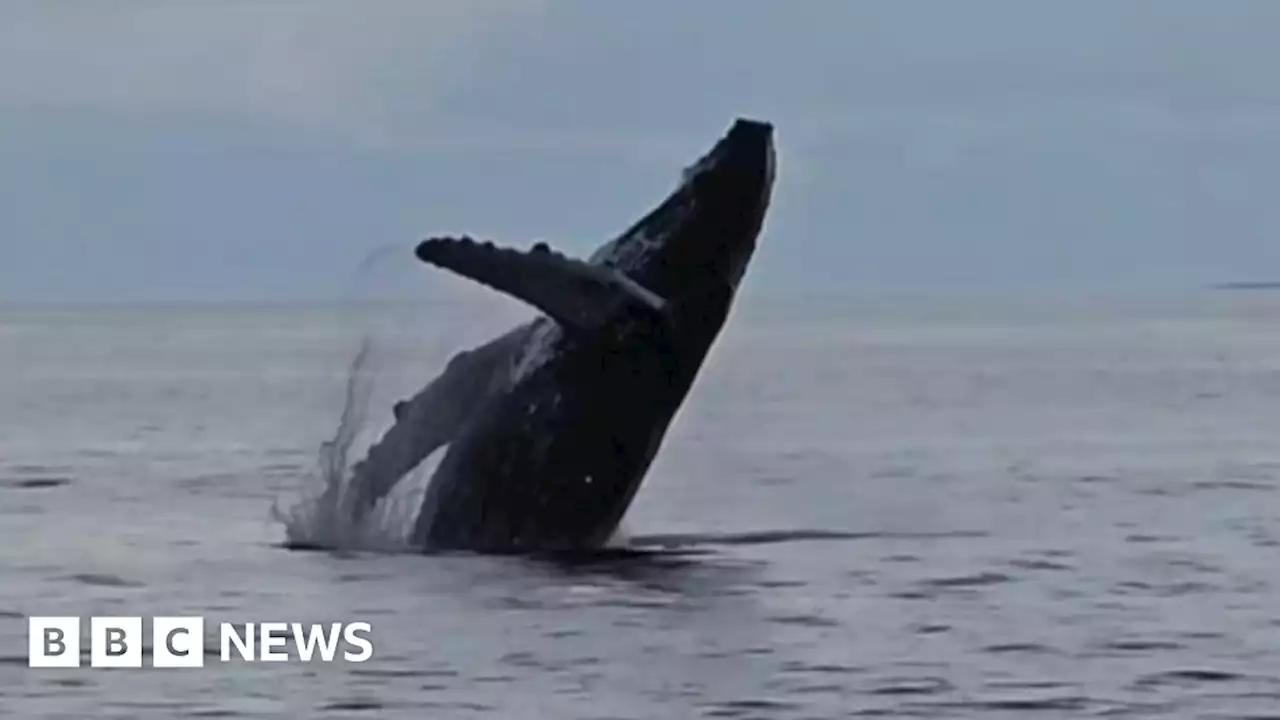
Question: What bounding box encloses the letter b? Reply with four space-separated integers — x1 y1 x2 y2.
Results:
91 617 141 667
28 617 80 668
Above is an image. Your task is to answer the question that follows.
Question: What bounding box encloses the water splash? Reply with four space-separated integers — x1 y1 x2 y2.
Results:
271 246 443 553
267 244 650 554
271 336 414 551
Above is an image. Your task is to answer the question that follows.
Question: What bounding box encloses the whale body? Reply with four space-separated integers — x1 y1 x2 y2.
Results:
345 118 777 552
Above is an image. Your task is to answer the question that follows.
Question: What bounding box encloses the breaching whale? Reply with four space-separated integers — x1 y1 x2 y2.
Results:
345 118 776 552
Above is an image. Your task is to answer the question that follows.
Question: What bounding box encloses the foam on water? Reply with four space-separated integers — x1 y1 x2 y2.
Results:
271 319 644 554
265 242 662 555
269 247 448 553
271 336 425 552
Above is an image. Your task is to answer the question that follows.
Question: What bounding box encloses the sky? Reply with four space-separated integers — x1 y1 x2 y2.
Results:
2 1 1279 304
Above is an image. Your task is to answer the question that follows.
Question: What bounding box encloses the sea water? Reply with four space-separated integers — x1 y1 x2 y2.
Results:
2 290 1280 718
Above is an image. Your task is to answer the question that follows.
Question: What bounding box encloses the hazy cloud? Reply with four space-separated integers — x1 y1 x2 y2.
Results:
0 1 546 144
4 1 1280 302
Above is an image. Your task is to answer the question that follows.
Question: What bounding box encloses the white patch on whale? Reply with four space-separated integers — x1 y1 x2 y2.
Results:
588 223 664 270
587 146 708 272
509 318 563 383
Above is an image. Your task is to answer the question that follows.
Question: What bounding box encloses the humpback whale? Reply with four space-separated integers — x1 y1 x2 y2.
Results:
346 118 776 552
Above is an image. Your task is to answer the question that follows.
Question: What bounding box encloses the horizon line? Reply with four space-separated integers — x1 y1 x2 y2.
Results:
0 283 1262 314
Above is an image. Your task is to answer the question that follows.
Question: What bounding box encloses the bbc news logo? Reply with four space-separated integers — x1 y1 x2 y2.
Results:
28 617 373 668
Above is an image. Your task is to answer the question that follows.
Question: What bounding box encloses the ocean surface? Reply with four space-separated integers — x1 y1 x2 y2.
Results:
2 290 1280 719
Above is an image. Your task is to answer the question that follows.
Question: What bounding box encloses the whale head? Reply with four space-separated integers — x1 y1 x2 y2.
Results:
673 118 776 291
593 118 776 308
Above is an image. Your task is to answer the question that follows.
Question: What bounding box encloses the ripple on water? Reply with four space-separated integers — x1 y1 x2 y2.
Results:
864 676 955 696
779 660 865 675
882 553 920 564
1126 534 1189 546
1098 638 1186 652
261 462 304 475
766 612 842 628
961 695 1093 712
319 699 384 712
1193 479 1275 491
984 679 1071 691
263 447 309 458
3 477 72 489
62 573 144 588
920 571 1014 588
893 570 1015 597
1007 557 1075 571
105 701 193 714
499 651 543 669
45 677 92 689
541 628 584 639
176 472 239 490
627 528 988 549
1111 580 1219 598
702 698 804 717
349 667 458 679
1132 668 1251 688
980 642 1062 656
6 463 72 473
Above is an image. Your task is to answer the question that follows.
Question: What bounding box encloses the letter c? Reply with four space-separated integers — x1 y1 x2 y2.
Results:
166 627 190 657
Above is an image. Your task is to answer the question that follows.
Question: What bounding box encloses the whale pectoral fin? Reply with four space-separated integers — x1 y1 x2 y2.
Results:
346 324 532 519
415 236 668 333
